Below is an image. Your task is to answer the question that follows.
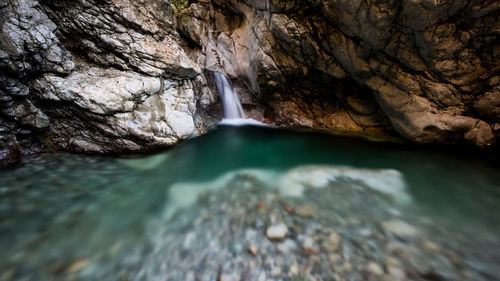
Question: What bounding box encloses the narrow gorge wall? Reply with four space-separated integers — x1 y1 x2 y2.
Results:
0 0 218 167
179 0 499 146
1 0 499 166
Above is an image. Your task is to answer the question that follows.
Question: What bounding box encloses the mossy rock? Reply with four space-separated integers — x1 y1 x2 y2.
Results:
171 0 189 11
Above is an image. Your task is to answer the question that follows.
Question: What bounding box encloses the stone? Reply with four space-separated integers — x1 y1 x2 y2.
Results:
284 205 294 214
421 240 441 253
322 230 341 253
65 258 89 274
266 223 288 241
270 266 282 277
30 66 210 152
295 205 315 218
382 220 420 238
366 262 384 276
0 268 16 281
277 239 297 254
342 262 353 272
301 236 318 255
248 246 258 256
289 263 299 275
0 0 218 159
385 257 407 280
0 137 20 168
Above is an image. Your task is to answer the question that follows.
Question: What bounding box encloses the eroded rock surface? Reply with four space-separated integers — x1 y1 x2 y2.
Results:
32 66 213 152
176 0 498 146
0 0 217 165
1 0 499 165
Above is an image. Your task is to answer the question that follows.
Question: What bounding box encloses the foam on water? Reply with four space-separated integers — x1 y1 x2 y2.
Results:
217 118 268 126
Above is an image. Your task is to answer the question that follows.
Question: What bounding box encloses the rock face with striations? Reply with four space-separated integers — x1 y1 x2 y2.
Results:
0 0 216 166
180 0 499 147
0 0 499 165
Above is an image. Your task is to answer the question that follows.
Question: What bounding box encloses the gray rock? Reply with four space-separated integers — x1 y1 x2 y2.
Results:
382 220 420 238
365 262 384 276
266 223 288 241
0 135 20 168
322 230 342 253
31 65 209 152
39 0 199 78
182 0 499 147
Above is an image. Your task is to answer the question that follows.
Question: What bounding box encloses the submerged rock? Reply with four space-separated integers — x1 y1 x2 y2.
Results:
322 230 342 253
365 262 384 276
295 205 315 218
382 220 421 238
266 223 288 241
1 153 498 281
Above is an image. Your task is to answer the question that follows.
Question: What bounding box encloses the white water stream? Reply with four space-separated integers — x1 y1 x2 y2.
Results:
214 72 245 119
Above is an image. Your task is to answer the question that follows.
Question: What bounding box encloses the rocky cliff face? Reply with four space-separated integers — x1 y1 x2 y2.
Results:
184 0 499 146
0 0 217 167
1 0 499 166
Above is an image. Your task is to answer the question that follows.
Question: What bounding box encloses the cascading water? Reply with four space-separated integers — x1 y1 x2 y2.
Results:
214 72 245 119
213 72 266 126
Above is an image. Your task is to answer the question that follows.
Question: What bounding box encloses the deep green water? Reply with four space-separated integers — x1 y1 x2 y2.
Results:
1 125 499 280
159 125 500 226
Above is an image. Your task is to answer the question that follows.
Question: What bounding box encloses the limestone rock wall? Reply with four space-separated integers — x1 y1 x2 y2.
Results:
179 0 499 147
1 0 499 166
0 0 217 166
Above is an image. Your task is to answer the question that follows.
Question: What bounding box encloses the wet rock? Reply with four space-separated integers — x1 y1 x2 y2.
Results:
321 230 341 253
248 246 258 256
421 240 441 253
365 262 384 276
385 257 407 281
301 236 318 255
0 136 20 168
283 205 294 214
65 258 89 274
382 220 420 238
277 239 297 254
0 268 16 281
2 161 497 281
183 0 499 147
295 205 315 218
270 266 281 277
266 223 288 241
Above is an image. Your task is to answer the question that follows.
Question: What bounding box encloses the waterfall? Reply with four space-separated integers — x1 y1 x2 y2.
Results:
214 72 245 119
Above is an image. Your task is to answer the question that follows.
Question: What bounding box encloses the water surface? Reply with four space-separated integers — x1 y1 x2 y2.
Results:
1 125 499 281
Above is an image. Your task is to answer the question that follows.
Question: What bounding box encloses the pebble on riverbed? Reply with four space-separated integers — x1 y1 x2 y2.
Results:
322 230 341 253
382 219 420 238
301 236 318 255
266 223 288 241
5 165 498 281
365 262 384 276
65 259 89 274
248 246 258 255
295 205 315 217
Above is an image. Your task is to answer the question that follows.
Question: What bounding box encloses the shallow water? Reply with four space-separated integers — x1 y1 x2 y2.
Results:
1 125 499 281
